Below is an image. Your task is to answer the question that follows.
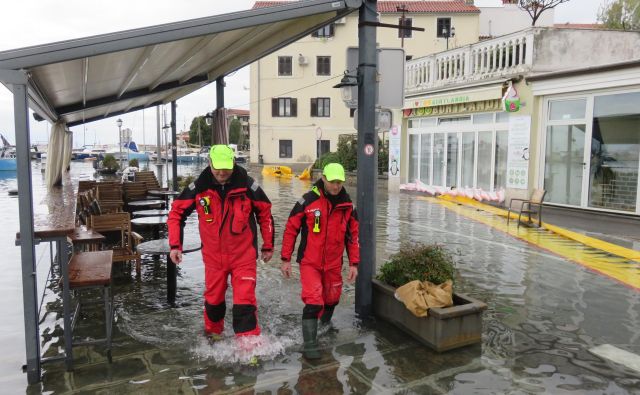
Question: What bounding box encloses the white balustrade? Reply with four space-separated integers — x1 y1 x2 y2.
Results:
405 29 535 94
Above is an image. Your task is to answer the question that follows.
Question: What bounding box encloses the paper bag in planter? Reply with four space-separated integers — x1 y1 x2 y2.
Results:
394 280 454 317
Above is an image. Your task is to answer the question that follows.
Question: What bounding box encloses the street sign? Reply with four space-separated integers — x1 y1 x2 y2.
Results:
345 47 405 109
353 108 393 130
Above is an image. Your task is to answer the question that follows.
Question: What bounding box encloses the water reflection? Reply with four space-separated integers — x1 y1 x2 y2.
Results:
2 162 640 393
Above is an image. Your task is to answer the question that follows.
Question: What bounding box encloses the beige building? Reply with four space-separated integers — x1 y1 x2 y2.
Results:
249 0 480 164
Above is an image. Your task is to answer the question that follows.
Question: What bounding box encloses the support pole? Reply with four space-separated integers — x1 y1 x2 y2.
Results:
8 70 41 383
155 105 163 187
171 101 178 192
216 76 225 110
355 0 377 317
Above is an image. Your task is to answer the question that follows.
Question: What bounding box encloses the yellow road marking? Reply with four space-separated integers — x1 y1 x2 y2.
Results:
419 195 640 290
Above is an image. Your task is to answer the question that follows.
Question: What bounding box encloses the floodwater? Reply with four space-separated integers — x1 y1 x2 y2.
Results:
1 161 639 394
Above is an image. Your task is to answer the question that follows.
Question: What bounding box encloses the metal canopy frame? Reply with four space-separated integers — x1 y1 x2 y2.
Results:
0 0 361 385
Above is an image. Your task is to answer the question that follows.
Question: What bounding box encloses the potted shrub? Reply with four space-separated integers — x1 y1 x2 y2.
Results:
99 154 119 174
128 158 139 168
373 243 487 352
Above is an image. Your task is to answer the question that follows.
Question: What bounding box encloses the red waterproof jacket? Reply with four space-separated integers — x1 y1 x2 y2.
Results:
281 180 359 269
168 165 274 266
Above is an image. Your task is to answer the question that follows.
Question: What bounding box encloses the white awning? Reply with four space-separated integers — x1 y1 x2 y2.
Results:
0 0 360 127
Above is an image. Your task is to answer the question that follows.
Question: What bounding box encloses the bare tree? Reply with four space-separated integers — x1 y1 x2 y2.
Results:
518 0 572 26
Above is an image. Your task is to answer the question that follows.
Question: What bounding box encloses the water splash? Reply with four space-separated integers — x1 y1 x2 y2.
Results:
191 333 297 365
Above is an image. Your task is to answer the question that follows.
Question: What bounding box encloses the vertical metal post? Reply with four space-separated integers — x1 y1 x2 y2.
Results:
58 237 72 370
171 101 178 192
216 76 225 110
216 76 226 144
11 72 41 383
155 106 163 187
355 0 378 317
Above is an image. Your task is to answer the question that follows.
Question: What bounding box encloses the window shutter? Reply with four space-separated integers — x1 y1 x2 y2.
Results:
310 98 317 117
329 23 335 37
272 99 278 117
291 99 297 117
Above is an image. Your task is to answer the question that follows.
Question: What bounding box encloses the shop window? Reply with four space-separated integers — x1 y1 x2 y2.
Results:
549 99 586 120
461 133 475 188
409 134 420 182
420 134 432 185
588 92 640 212
477 131 493 190
494 130 508 190
496 112 510 123
278 56 292 76
279 140 292 158
439 116 471 125
420 118 437 127
433 133 445 186
446 134 459 187
473 113 493 124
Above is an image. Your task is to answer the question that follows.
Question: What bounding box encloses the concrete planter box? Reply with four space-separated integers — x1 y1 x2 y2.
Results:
372 279 487 352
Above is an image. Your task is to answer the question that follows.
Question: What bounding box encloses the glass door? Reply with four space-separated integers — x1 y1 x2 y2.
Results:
544 99 588 206
446 133 459 188
433 133 445 186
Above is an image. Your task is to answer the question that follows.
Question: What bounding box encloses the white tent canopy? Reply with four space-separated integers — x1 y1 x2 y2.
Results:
0 0 360 127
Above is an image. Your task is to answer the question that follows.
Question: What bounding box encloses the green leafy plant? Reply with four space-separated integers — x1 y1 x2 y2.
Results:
177 174 196 190
377 243 456 288
102 154 119 171
128 158 139 168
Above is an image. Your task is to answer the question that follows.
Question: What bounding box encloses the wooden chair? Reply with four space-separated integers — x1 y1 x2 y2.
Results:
507 189 547 228
88 212 144 275
122 181 150 202
135 171 165 191
78 180 97 193
96 184 124 211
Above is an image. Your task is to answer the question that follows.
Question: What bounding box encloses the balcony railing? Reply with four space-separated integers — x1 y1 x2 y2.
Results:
405 30 535 95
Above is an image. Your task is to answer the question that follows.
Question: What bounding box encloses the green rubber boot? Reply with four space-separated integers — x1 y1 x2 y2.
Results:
301 319 322 360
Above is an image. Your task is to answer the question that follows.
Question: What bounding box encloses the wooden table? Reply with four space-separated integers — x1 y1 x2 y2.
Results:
136 238 202 305
69 226 105 251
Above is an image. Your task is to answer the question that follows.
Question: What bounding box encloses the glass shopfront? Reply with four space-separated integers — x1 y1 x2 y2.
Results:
543 90 640 214
407 112 509 191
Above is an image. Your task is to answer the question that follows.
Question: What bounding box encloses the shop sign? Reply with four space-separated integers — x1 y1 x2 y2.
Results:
388 125 401 178
502 81 521 112
403 99 502 118
506 115 531 189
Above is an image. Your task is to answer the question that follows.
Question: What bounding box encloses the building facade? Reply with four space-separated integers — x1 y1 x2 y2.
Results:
401 27 640 215
250 0 480 164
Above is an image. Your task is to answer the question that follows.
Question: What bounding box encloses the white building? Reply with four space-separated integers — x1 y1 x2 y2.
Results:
249 0 481 164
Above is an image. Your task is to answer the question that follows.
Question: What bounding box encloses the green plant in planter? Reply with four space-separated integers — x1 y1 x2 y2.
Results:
128 158 139 168
377 243 456 288
102 154 120 171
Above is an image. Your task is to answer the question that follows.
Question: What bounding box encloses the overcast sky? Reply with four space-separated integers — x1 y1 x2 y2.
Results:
0 0 604 147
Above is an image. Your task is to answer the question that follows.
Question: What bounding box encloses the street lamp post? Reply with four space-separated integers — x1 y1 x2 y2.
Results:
442 25 455 50
116 118 123 170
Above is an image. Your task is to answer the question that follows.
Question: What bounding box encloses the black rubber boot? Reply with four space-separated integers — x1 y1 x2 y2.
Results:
319 305 335 325
301 319 321 360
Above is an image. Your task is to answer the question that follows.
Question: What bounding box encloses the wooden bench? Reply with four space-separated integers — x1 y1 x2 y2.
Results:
68 250 114 363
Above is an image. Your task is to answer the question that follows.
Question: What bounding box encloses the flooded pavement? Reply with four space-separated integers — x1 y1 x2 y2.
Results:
2 161 640 394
